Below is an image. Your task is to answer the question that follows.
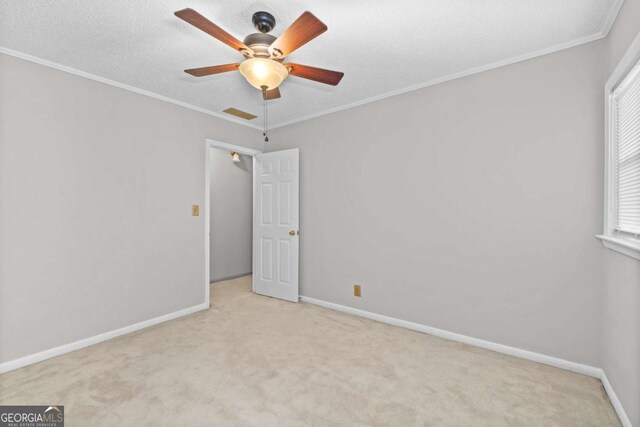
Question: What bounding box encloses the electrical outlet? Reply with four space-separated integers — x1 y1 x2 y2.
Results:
354 284 361 297
192 205 200 216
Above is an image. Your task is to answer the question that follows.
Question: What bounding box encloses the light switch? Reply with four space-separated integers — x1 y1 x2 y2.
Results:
192 205 200 216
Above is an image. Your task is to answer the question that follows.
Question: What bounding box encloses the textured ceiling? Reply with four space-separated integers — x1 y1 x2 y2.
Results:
0 0 623 129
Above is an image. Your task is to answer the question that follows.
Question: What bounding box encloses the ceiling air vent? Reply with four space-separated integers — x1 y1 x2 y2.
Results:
223 108 257 120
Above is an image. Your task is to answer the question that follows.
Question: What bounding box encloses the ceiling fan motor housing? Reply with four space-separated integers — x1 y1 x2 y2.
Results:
243 33 277 58
252 11 276 33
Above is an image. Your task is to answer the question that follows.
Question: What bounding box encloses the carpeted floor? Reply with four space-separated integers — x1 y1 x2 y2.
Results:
0 275 620 426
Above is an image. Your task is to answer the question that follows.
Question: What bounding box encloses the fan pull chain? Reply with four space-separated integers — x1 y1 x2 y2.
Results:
263 96 269 144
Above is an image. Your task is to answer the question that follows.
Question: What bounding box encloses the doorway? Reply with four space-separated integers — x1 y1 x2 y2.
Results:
204 139 300 304
204 140 260 305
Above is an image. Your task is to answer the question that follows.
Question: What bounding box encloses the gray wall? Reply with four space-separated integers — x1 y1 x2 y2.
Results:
1 6 639 423
269 39 607 367
209 148 252 282
0 53 261 363
602 0 640 424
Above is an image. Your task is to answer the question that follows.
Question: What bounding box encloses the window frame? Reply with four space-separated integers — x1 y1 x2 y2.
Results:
597 32 640 261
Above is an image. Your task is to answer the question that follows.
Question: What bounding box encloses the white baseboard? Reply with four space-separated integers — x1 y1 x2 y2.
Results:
300 296 600 376
601 371 633 427
1 294 631 427
0 302 209 374
210 272 252 284
301 295 634 426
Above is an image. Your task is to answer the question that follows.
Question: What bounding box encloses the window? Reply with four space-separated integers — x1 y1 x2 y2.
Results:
599 36 640 261
612 61 640 237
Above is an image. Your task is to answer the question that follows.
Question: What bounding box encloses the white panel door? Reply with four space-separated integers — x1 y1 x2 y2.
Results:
253 149 299 302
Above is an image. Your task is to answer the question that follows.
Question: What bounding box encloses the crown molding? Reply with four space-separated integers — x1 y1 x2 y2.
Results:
270 31 609 129
0 0 626 131
270 1 625 129
0 47 263 131
601 0 626 39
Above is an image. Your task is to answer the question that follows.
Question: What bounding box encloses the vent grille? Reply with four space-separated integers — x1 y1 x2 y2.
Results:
223 108 257 120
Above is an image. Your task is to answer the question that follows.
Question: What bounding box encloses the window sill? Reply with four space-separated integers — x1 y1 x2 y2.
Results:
596 235 640 261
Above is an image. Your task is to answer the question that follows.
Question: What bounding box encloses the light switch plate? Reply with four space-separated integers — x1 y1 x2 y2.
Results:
192 205 200 216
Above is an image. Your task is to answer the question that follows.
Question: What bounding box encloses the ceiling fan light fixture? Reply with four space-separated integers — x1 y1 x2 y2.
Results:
174 9 342 101
239 58 288 90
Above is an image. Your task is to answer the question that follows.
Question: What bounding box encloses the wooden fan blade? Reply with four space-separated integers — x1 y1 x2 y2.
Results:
184 63 240 77
269 11 327 57
285 63 344 86
175 8 250 53
263 87 281 100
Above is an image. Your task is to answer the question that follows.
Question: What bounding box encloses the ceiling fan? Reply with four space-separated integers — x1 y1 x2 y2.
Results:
174 8 344 101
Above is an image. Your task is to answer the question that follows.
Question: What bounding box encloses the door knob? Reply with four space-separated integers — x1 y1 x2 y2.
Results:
289 230 296 236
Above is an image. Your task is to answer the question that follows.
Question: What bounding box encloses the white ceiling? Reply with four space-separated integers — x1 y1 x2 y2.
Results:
0 0 623 129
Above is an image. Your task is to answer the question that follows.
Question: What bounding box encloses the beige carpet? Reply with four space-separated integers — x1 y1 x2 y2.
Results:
0 276 620 426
